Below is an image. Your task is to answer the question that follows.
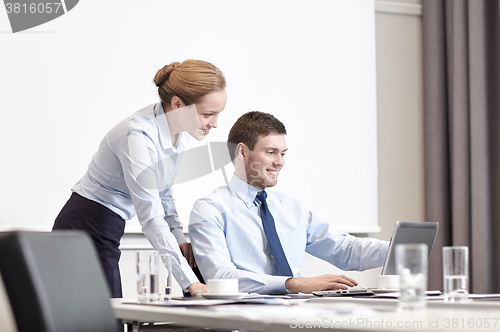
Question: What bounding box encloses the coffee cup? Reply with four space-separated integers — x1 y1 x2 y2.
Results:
206 279 239 295
377 275 400 289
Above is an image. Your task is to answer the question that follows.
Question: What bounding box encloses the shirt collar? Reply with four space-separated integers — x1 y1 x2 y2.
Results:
229 174 260 209
153 102 172 150
153 102 189 151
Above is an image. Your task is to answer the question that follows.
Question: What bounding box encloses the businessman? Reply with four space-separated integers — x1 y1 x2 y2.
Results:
189 111 389 294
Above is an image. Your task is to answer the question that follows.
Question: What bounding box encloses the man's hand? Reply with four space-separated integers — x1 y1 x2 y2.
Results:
285 274 358 294
187 282 207 297
179 242 196 268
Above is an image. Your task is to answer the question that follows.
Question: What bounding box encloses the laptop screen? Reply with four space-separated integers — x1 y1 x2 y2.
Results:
381 221 439 275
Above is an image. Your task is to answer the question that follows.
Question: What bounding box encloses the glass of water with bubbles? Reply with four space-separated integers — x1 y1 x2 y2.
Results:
396 244 428 311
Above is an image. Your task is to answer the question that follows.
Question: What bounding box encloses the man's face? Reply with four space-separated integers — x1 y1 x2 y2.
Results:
244 133 287 189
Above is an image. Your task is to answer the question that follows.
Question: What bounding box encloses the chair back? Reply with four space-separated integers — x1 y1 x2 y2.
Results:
0 273 17 332
0 231 118 332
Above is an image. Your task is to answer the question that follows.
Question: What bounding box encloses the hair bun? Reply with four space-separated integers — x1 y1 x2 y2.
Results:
153 62 180 87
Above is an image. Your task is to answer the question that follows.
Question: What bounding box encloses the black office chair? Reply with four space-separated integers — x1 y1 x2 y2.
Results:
0 231 120 332
0 273 17 332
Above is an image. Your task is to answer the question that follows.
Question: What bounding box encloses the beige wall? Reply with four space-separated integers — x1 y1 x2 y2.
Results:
375 0 425 242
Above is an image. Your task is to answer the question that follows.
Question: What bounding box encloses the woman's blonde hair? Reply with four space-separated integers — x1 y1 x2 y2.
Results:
153 59 226 106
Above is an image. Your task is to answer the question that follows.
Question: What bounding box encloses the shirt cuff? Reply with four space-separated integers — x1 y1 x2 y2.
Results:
173 268 200 291
380 241 390 265
265 276 290 295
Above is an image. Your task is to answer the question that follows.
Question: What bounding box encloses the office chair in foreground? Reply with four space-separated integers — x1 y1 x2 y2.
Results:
0 231 120 332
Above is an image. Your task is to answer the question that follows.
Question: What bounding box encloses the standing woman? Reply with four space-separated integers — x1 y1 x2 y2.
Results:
53 59 227 297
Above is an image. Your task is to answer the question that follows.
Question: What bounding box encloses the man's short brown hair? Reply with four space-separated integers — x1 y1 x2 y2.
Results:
227 111 287 161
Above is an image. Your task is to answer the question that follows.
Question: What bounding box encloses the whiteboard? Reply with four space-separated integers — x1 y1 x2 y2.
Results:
0 0 379 234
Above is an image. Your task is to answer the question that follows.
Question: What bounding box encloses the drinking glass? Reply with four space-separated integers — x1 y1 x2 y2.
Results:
136 251 160 303
158 254 172 301
396 243 427 311
442 246 469 302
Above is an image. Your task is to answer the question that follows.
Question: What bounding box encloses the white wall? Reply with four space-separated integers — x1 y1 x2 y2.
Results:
0 0 379 235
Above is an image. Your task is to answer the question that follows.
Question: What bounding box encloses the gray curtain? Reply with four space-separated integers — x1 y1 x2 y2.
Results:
422 0 500 293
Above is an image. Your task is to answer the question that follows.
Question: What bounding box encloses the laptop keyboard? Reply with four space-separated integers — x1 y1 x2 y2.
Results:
312 288 374 297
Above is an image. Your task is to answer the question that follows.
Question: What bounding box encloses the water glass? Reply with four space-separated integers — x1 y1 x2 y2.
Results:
396 244 427 311
442 246 469 302
136 251 160 303
158 254 172 301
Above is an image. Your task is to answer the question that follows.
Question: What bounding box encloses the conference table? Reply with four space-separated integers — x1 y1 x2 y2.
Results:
112 294 500 331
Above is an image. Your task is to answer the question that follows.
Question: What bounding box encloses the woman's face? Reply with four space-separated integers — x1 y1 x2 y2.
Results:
181 89 227 141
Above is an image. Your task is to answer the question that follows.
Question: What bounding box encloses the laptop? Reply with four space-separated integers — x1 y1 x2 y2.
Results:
312 220 439 297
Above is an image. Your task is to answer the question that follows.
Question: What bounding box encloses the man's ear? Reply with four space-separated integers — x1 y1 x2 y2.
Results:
236 142 247 159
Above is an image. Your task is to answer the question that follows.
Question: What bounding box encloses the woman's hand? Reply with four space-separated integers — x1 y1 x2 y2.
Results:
187 282 207 297
179 242 196 268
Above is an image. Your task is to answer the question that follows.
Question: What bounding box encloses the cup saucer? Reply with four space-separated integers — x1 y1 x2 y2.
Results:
201 293 247 300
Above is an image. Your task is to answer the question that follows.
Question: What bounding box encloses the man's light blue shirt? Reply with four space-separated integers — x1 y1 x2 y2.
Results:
189 175 389 294
73 102 198 290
